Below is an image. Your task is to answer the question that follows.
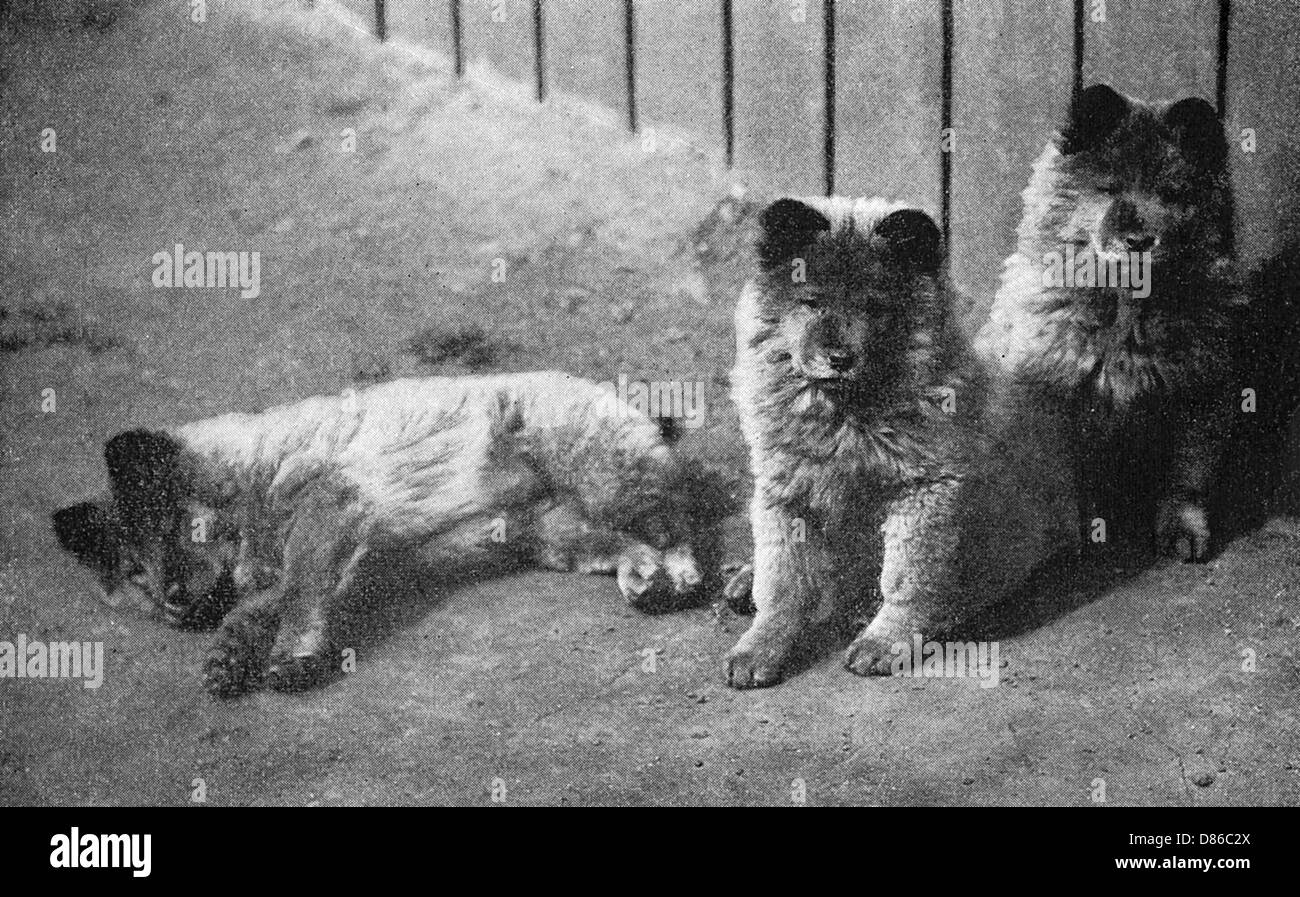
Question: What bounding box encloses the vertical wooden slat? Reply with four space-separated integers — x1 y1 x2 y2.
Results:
624 0 638 131
462 0 535 83
733 0 824 196
636 1 724 153
533 0 547 101
1216 0 1230 115
950 0 1074 314
452 0 465 76
826 0 837 193
832 0 942 211
1217 0 1233 248
822 0 835 195
1073 0 1084 95
940 0 952 251
1083 0 1218 101
1228 0 1300 264
546 0 625 114
722 0 735 165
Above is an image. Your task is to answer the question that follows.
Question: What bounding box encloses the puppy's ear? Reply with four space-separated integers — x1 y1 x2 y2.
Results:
1061 84 1130 155
52 501 121 573
1164 97 1228 171
104 429 183 531
871 209 942 276
756 198 831 269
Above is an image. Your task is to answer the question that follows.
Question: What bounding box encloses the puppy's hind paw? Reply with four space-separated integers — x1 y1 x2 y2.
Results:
1156 499 1210 562
844 636 896 677
265 651 333 693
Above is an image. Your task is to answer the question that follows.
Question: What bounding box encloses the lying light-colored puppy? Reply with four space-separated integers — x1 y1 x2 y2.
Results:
53 372 705 696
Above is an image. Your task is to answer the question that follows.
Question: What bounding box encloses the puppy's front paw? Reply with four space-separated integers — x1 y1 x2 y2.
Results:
724 639 787 689
203 604 280 699
1156 498 1210 562
265 651 332 693
844 635 896 677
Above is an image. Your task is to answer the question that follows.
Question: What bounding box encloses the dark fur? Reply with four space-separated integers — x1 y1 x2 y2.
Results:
977 84 1241 560
54 431 240 630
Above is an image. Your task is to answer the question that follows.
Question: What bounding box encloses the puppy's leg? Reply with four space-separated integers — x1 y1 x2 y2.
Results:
1158 405 1227 562
845 480 961 676
201 530 284 697
567 538 685 610
202 584 284 698
533 446 705 609
534 503 701 610
725 496 826 688
263 481 370 693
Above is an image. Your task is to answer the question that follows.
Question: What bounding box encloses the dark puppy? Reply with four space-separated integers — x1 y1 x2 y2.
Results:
976 83 1240 560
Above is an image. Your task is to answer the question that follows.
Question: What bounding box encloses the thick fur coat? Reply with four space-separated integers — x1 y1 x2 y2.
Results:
975 83 1241 559
53 372 705 696
725 196 1072 688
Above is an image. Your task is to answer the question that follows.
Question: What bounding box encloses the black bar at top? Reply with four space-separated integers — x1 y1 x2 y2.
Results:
534 0 547 101
721 0 735 166
624 0 638 131
1217 0 1234 247
940 0 952 251
451 0 464 77
1216 0 1230 116
374 0 386 41
1072 0 1084 96
823 0 835 195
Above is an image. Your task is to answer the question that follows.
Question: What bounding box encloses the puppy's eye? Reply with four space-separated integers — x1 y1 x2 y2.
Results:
798 296 821 310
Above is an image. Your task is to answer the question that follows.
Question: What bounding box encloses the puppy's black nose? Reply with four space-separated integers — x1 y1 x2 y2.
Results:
1125 234 1155 252
826 350 856 373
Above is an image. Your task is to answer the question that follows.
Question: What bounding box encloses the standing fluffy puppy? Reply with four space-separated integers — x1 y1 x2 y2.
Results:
52 372 705 696
975 84 1240 560
725 197 1072 688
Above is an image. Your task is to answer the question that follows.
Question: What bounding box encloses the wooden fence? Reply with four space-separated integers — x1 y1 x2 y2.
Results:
333 0 1299 298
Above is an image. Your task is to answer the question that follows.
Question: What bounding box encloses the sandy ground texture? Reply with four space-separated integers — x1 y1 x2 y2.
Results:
2 0 1299 806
